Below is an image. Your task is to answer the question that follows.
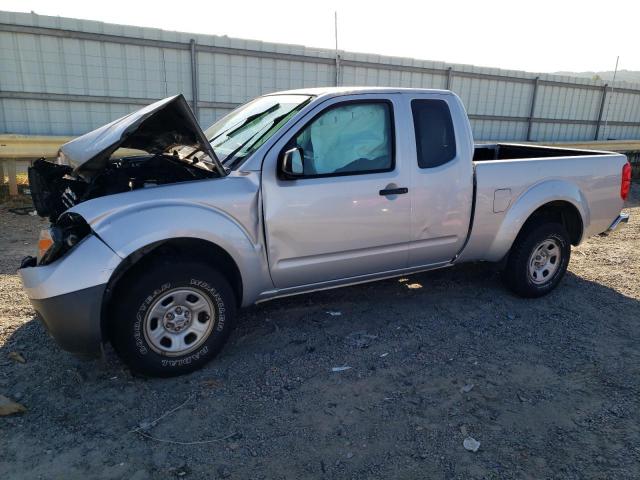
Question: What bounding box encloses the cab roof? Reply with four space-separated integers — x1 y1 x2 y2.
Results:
266 86 453 98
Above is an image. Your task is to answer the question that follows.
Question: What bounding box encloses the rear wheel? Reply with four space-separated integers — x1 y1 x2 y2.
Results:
502 220 571 298
110 259 236 377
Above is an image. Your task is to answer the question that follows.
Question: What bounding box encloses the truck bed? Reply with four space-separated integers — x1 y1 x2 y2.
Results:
460 144 627 263
473 143 614 162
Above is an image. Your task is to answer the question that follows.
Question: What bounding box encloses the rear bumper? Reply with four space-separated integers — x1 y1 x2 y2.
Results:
29 284 106 355
602 212 630 235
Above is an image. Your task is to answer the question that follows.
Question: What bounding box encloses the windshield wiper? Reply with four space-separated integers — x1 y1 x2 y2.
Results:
209 104 280 144
223 111 293 170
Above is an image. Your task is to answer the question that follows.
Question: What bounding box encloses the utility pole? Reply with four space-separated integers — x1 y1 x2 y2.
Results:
602 55 619 140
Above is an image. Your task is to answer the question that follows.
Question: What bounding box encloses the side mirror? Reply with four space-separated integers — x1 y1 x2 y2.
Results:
281 147 304 177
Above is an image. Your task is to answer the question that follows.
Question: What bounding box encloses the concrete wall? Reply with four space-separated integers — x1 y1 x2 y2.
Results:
1 11 639 142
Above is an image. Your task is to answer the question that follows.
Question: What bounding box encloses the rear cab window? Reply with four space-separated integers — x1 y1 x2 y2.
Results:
411 99 457 168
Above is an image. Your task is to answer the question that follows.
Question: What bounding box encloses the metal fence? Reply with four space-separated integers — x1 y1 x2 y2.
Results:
2 10 640 142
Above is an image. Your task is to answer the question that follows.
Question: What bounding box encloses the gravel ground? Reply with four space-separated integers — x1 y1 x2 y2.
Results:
1 186 639 480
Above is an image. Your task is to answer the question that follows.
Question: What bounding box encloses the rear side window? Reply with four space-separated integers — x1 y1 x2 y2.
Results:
411 99 456 168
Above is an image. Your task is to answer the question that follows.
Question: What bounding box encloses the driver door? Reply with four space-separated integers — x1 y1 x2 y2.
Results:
261 94 412 289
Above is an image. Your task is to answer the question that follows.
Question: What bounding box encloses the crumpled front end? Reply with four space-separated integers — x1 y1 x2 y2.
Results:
18 94 232 355
28 94 225 222
58 93 224 178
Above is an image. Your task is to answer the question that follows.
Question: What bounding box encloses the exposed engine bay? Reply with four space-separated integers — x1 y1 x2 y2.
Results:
29 154 216 221
28 94 226 222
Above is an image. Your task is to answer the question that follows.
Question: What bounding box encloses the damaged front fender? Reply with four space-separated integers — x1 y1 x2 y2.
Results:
66 171 273 306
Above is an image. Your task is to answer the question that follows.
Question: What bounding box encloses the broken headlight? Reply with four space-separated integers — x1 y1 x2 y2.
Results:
39 212 91 266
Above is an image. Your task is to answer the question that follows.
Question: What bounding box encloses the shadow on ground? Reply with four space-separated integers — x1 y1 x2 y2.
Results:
2 262 639 479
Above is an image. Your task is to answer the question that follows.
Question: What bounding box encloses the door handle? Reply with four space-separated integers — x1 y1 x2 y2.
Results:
379 187 408 196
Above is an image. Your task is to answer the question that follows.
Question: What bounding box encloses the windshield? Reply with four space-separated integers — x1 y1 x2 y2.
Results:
204 94 313 168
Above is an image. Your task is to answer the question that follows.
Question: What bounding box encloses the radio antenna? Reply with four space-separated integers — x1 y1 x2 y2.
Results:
334 11 340 86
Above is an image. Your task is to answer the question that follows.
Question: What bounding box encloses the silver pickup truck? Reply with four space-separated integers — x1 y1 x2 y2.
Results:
19 88 631 376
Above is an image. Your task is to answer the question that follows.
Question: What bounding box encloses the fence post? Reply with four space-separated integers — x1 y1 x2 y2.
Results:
594 84 608 141
446 67 453 90
526 77 539 141
189 39 199 120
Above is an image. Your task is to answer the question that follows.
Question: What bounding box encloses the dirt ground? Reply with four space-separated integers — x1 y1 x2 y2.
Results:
1 186 639 480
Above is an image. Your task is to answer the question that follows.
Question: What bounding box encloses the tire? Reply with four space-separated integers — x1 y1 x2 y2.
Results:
110 259 236 377
502 220 571 298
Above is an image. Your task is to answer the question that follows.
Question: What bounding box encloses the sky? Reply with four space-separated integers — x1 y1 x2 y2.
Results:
2 0 638 74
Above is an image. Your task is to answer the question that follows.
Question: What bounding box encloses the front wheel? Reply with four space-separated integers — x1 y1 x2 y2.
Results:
110 260 236 377
502 220 571 298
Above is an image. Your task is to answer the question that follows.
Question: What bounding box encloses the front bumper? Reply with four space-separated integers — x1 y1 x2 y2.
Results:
30 285 106 355
18 234 121 355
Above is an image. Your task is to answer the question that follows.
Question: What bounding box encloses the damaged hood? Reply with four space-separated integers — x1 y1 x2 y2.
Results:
58 94 225 178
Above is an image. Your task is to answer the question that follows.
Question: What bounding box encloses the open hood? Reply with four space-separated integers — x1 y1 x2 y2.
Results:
58 94 226 178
